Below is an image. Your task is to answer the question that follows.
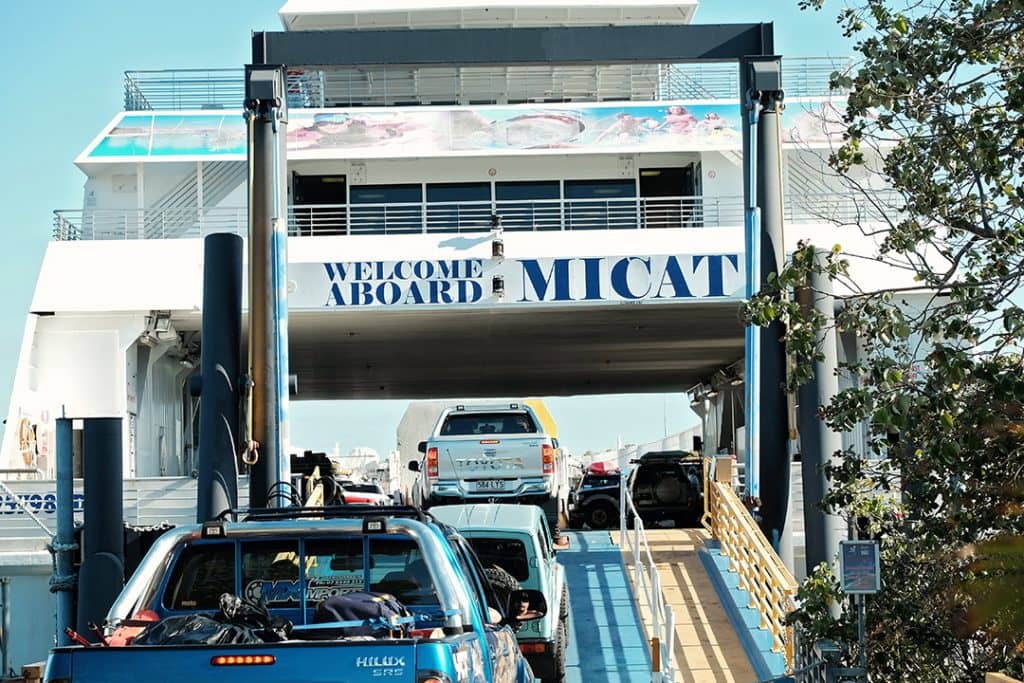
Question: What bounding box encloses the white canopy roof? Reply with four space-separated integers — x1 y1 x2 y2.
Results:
279 0 698 31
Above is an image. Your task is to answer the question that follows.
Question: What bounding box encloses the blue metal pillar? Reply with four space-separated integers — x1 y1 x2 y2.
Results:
51 417 76 646
196 233 244 522
739 60 762 506
76 418 124 637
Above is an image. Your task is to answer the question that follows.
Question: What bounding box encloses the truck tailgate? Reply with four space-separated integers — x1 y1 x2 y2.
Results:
438 434 544 488
58 641 419 683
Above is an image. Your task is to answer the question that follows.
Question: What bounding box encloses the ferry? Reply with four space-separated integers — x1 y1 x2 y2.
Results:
0 0 909 677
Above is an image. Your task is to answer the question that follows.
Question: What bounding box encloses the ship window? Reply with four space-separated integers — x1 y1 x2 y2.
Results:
564 179 636 199
495 181 561 232
564 180 637 230
349 184 422 235
426 182 491 233
426 182 490 203
495 181 560 201
163 541 236 611
349 184 422 204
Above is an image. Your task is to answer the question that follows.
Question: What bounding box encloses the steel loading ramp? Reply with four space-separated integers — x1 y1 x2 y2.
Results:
625 528 757 682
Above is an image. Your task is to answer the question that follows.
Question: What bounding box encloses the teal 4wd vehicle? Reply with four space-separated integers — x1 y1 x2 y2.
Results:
45 506 545 683
432 504 569 683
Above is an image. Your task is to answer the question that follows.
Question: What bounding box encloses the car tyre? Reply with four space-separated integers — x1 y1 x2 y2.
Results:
542 621 567 683
585 501 616 530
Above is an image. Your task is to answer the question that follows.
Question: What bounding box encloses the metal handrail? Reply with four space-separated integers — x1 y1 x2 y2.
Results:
51 190 893 241
705 458 799 670
52 195 748 240
123 58 852 111
660 57 853 101
619 476 676 683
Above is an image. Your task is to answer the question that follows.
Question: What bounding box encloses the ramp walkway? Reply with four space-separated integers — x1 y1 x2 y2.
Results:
620 528 757 682
559 530 651 683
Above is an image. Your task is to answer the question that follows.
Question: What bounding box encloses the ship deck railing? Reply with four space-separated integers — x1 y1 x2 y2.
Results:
52 192 893 240
123 57 852 111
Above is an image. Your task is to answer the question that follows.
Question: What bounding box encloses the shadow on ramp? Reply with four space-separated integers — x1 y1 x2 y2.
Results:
559 531 651 683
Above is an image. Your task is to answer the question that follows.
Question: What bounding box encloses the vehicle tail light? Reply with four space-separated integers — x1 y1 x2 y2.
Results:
542 444 554 474
211 654 275 666
520 642 549 654
427 447 439 478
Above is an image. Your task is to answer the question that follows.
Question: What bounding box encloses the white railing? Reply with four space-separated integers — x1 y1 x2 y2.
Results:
123 58 853 111
619 477 676 683
54 195 747 240
52 192 893 241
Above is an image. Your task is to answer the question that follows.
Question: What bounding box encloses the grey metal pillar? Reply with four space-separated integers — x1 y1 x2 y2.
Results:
76 418 124 637
753 63 791 548
797 249 845 576
51 417 76 646
245 65 292 508
196 233 244 522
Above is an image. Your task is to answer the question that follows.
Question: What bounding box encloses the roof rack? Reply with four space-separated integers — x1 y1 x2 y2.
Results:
223 505 434 524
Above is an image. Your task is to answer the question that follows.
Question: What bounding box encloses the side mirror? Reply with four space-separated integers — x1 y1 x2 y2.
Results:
418 441 428 454
408 461 420 472
507 589 547 623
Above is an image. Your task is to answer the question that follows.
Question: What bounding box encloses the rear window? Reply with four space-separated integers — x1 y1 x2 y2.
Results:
343 483 383 494
163 543 236 610
465 538 530 581
440 412 537 436
161 535 439 612
583 474 619 488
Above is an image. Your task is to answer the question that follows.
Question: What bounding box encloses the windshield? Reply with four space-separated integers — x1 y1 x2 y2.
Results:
440 412 537 436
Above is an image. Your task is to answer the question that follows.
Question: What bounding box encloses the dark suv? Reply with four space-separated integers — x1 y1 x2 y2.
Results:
626 450 703 528
567 470 622 530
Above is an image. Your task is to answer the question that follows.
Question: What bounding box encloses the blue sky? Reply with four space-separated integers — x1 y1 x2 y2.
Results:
0 1 850 458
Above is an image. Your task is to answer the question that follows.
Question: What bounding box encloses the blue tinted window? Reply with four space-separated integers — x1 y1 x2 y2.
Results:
564 180 636 199
350 184 422 204
495 181 560 201
426 183 491 203
495 181 561 231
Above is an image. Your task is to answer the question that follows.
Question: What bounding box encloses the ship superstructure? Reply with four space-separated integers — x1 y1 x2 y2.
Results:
0 0 896 669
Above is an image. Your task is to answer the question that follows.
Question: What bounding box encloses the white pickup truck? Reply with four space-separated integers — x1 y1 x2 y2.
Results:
408 403 566 539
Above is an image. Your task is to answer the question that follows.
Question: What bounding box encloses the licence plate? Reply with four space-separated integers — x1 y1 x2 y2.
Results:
473 480 508 492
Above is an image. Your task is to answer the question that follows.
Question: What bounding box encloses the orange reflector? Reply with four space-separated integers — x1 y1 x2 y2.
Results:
519 642 548 654
211 654 275 666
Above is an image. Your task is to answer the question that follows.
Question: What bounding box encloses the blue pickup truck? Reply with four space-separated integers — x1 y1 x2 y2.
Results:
44 507 545 683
